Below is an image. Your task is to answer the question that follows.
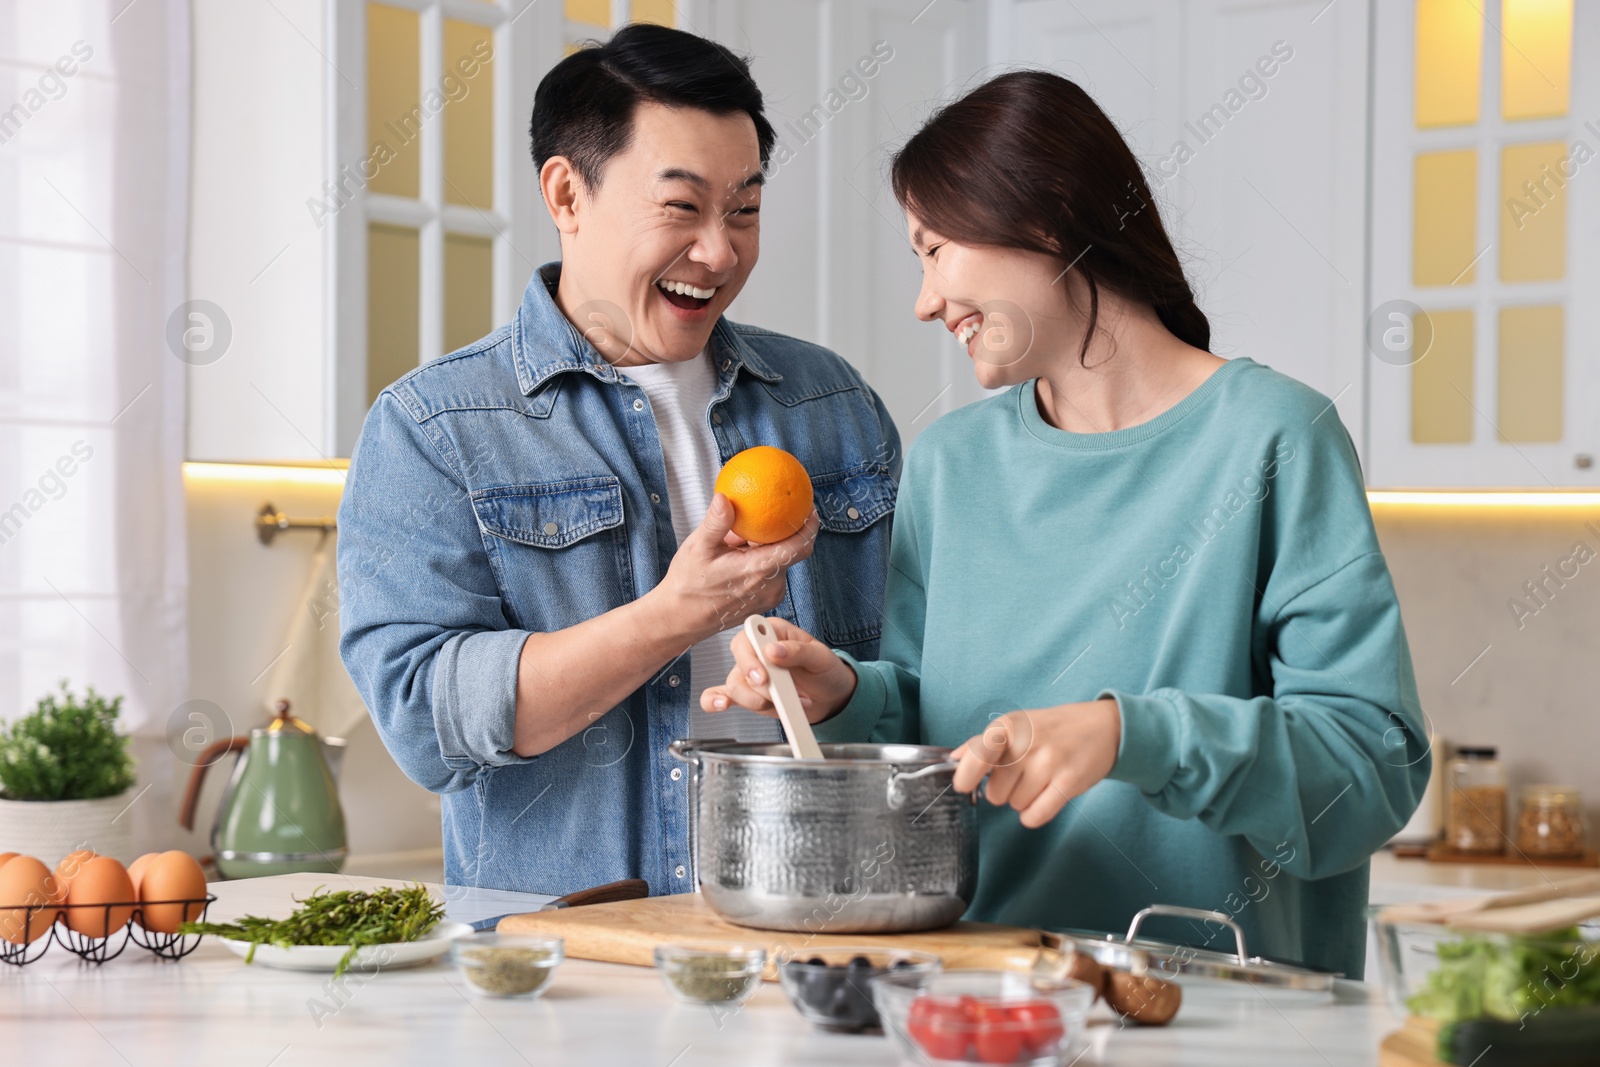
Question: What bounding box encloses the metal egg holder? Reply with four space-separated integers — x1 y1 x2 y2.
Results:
1 895 219 965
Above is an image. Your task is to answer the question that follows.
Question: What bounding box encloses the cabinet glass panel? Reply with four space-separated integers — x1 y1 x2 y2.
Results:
1414 149 1478 285
444 20 495 210
632 0 675 26
1499 141 1568 281
367 223 420 405
444 233 494 354
367 3 421 199
1497 305 1563 442
1412 308 1475 443
1416 0 1483 127
1501 0 1572 121
566 0 610 27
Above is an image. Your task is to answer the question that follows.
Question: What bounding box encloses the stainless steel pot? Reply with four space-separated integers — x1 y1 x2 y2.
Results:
669 740 979 934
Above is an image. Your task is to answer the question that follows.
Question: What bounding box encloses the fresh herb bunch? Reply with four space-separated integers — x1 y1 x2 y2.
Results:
1408 927 1600 1024
0 681 135 801
180 884 445 976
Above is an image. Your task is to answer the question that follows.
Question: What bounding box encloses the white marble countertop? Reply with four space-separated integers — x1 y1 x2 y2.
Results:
0 872 1425 1066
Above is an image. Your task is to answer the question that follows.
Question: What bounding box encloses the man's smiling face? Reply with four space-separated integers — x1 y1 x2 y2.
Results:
549 101 764 367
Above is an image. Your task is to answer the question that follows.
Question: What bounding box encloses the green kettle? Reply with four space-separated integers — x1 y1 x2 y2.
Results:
179 699 348 878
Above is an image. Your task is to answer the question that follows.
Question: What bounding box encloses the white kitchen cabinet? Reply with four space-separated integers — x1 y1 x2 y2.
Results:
187 0 554 462
1367 0 1600 488
993 0 1371 455
187 0 1596 483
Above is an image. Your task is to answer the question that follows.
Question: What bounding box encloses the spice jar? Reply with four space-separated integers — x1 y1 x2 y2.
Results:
1515 785 1588 859
1446 746 1506 854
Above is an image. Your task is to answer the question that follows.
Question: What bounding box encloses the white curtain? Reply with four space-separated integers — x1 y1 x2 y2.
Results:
0 0 189 733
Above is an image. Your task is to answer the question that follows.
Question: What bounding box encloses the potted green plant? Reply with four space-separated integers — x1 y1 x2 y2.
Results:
0 682 137 866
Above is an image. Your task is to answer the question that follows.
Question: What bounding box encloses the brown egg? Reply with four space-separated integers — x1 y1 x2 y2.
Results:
53 849 98 894
0 852 19 870
126 852 161 898
64 856 136 938
0 856 61 944
138 851 207 934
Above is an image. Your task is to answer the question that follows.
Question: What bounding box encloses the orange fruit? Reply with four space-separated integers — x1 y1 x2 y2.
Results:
714 446 814 544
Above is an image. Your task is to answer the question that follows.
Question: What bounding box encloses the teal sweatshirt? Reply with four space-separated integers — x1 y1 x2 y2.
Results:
816 358 1428 977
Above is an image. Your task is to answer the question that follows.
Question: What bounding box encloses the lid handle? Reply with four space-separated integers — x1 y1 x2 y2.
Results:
1125 904 1250 964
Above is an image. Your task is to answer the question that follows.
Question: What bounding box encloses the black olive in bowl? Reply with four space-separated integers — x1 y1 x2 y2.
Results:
778 949 942 1033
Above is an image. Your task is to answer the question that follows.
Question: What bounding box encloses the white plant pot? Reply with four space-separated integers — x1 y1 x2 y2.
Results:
0 791 135 867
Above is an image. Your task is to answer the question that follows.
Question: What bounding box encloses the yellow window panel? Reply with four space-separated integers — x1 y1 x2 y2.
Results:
444 233 495 354
632 0 675 26
1416 0 1483 127
1497 305 1563 442
1412 308 1475 444
1501 0 1571 121
566 0 611 27
1500 141 1568 282
367 3 421 199
1414 150 1478 286
367 223 420 405
444 20 494 210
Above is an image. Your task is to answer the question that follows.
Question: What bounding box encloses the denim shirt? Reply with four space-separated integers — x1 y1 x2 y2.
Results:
337 263 902 896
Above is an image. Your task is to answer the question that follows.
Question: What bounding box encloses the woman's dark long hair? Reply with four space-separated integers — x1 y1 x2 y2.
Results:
891 70 1210 363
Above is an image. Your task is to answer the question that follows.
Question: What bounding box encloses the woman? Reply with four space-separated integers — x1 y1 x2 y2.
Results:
701 71 1428 978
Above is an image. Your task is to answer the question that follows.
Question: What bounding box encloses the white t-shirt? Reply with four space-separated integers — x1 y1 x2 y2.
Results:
624 350 782 744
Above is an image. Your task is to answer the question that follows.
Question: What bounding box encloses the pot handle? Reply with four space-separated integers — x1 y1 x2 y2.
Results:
1125 904 1250 964
667 739 703 767
886 761 981 809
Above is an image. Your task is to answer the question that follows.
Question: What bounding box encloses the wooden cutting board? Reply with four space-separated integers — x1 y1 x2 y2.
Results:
1379 1016 1443 1066
497 893 1045 980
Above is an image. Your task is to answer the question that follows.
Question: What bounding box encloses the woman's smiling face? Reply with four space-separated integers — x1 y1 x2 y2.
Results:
907 213 1083 389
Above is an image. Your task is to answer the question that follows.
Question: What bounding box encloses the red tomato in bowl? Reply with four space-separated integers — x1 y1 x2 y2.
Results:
972 1002 1024 1063
907 994 976 1060
1009 1000 1065 1054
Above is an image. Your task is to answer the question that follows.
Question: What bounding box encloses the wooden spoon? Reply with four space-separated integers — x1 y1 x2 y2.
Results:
1377 873 1600 927
744 614 824 760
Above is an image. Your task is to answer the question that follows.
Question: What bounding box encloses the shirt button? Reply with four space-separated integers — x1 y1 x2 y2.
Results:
633 398 645 411
711 411 723 424
670 767 683 781
846 506 860 520
668 674 680 687
721 359 731 371
543 521 558 535
650 492 661 503
675 865 686 879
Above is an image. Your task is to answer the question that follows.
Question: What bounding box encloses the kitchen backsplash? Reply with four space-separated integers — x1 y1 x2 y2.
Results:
1372 502 1600 834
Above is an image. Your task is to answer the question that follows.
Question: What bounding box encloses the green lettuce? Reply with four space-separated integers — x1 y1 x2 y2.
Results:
1408 928 1600 1025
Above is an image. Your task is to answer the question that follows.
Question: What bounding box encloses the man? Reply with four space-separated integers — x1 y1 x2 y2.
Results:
337 24 901 896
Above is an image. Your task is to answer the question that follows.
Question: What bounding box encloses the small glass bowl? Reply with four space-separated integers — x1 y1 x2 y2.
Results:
653 944 766 1007
871 968 1096 1066
778 947 942 1032
450 933 564 999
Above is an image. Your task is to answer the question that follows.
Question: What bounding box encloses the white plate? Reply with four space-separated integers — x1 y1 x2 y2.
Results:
216 921 474 972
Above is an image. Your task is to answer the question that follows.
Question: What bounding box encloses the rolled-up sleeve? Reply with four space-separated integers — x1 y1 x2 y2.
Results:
337 390 533 793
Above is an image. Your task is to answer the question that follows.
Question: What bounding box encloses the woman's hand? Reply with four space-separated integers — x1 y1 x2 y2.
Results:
700 617 859 725
951 700 1122 828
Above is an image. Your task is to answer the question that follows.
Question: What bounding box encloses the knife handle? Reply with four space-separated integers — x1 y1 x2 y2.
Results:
548 878 650 909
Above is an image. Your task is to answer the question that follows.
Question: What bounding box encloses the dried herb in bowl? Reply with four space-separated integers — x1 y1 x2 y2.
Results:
180 884 444 977
654 945 766 1006
453 938 563 998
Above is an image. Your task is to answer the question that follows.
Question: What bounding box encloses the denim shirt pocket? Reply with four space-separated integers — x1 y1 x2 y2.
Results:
806 461 896 650
471 476 633 630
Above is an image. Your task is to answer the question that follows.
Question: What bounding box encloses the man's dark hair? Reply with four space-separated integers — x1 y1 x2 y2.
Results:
530 23 776 190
